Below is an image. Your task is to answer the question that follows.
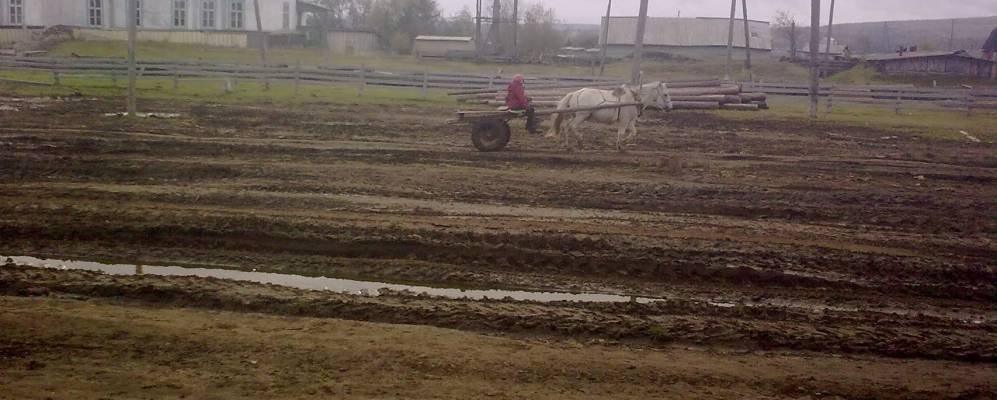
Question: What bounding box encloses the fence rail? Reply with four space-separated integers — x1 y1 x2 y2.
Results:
0 56 621 94
744 81 997 114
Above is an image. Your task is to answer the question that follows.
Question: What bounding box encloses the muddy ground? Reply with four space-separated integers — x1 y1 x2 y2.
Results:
0 96 995 399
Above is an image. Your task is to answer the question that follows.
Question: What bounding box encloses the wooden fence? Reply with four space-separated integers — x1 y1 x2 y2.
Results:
744 82 997 114
0 56 620 97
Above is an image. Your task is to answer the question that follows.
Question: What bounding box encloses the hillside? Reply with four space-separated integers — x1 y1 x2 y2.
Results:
773 15 997 54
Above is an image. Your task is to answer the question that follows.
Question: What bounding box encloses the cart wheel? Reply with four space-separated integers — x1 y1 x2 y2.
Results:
471 119 511 152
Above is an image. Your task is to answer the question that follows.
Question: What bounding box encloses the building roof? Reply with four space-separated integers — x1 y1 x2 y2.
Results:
865 50 992 62
984 27 997 51
415 36 473 42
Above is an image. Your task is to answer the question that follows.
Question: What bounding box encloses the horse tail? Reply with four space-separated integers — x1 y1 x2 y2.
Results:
548 91 574 138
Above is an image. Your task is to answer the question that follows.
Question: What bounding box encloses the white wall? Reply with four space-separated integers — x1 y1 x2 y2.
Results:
604 17 773 51
19 0 296 32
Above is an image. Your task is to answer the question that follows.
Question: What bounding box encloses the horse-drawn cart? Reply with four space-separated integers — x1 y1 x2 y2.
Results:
451 102 643 152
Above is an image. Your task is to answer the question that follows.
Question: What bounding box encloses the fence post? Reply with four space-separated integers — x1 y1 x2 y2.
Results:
52 70 60 86
826 85 834 114
358 64 366 97
173 64 180 90
223 77 233 94
966 91 974 117
294 60 301 96
895 93 902 115
421 70 428 100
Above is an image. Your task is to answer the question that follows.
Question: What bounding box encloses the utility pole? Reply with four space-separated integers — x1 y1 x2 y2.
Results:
949 19 955 51
882 22 889 53
490 0 501 54
789 21 797 59
252 0 268 90
825 0 835 60
809 0 821 121
475 0 482 59
126 0 137 114
599 0 612 76
741 0 752 81
512 0 519 59
724 0 736 81
631 0 649 84
20 0 27 32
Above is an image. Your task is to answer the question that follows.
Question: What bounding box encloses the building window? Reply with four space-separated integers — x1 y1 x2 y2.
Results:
282 2 290 30
134 0 142 27
201 0 215 28
87 0 103 26
173 0 187 27
229 0 244 29
9 0 23 25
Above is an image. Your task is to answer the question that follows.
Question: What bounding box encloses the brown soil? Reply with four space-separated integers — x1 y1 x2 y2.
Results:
0 96 994 398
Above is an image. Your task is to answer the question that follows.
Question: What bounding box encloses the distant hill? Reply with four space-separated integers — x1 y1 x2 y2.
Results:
773 16 997 54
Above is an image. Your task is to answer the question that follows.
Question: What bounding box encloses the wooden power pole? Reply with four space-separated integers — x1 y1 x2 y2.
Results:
253 0 267 64
809 0 821 121
126 0 137 114
512 0 519 59
631 0 649 84
741 0 752 81
724 0 736 80
599 0 612 76
475 0 482 59
20 0 27 32
825 0 835 60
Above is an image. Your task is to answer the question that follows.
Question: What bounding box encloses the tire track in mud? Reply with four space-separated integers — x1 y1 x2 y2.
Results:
2 264 993 362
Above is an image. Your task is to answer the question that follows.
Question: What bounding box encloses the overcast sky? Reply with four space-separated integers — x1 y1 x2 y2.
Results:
435 0 997 25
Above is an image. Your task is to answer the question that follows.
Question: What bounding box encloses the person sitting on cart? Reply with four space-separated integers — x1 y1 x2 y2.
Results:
506 74 541 134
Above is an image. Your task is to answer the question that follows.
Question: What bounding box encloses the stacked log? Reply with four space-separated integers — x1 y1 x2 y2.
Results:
454 79 768 111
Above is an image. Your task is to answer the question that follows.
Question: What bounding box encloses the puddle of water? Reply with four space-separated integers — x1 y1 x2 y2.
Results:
3 255 660 304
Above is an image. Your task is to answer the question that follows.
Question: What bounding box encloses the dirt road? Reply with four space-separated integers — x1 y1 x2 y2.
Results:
0 96 994 398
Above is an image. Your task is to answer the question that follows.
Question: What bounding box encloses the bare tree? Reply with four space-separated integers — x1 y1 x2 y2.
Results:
518 3 563 62
773 10 805 59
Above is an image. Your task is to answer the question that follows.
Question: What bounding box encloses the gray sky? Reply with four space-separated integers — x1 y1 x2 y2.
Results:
435 0 997 25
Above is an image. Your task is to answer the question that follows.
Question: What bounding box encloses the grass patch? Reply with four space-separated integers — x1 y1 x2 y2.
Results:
718 96 997 141
0 69 457 107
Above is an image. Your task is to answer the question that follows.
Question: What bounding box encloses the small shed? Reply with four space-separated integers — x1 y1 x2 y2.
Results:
413 36 475 58
865 51 996 78
327 30 378 55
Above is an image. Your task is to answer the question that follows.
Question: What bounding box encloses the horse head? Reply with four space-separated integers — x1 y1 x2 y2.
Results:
640 82 672 111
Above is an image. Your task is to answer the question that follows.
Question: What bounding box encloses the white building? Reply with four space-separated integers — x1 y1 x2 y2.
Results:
601 16 773 59
0 0 337 47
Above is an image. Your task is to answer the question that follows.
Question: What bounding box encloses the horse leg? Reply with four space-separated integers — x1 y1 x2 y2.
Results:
569 114 589 151
626 120 638 147
561 114 577 151
616 121 629 152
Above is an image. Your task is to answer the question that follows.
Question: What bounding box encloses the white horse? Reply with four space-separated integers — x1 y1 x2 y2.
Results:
546 82 671 151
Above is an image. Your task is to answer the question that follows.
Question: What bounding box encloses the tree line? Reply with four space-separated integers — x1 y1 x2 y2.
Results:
312 0 588 58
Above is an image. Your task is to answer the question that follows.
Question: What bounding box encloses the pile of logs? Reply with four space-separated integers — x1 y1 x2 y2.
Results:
451 79 768 111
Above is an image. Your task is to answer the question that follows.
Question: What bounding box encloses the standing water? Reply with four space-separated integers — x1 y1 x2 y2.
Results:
3 255 662 304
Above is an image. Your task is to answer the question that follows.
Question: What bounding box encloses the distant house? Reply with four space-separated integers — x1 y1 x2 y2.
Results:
413 36 474 58
600 16 772 59
326 30 378 55
0 0 331 48
865 50 996 78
